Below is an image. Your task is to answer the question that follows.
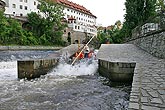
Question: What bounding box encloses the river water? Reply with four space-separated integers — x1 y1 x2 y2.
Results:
0 50 131 110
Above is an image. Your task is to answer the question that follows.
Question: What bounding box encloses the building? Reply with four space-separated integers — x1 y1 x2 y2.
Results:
0 0 6 11
3 0 97 44
55 0 97 44
3 0 39 17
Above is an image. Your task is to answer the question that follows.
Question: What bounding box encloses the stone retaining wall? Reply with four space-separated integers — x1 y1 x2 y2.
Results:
128 31 165 59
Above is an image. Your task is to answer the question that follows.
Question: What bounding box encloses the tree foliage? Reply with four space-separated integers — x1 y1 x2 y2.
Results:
97 0 157 44
0 0 67 46
157 0 165 11
27 0 66 45
97 21 121 44
0 10 25 45
122 0 157 38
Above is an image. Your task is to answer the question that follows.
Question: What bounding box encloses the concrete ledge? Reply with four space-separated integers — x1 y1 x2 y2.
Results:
98 59 136 82
18 58 58 79
97 44 165 109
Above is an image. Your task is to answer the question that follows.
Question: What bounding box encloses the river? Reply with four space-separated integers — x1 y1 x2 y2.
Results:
0 50 131 110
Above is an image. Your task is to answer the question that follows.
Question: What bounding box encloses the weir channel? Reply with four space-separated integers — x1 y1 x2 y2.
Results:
0 45 131 110
97 44 165 109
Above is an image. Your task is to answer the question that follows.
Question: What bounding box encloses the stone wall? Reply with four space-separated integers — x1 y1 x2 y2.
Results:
71 31 86 44
128 31 165 59
128 12 165 59
62 27 95 45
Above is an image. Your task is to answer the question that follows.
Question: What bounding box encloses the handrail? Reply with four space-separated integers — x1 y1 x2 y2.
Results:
71 35 95 65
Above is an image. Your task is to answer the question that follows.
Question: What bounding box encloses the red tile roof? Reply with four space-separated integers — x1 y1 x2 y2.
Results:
53 0 96 18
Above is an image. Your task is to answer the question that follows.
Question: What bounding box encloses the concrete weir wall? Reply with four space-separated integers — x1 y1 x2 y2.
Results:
96 44 141 82
98 59 136 82
97 44 165 109
18 59 58 79
17 44 83 79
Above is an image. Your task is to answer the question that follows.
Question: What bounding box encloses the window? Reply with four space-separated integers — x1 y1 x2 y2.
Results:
24 6 27 10
75 26 77 29
78 26 80 29
20 5 22 9
34 1 36 5
20 0 23 2
67 9 69 11
12 4 16 8
24 0 27 3
20 13 23 16
13 12 15 14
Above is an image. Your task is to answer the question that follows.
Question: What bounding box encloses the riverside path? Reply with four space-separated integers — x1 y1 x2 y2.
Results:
97 44 165 110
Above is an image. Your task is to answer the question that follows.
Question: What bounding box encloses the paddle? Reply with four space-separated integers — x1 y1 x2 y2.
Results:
71 35 95 65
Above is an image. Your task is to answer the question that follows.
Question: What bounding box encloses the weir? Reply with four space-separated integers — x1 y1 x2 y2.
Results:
17 44 83 79
97 44 137 82
97 44 165 109
0 55 130 110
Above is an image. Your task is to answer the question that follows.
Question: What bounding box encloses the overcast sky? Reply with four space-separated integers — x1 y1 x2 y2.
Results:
69 0 126 27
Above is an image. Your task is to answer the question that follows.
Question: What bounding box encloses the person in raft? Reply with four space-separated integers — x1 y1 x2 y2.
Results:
75 49 84 60
84 45 89 58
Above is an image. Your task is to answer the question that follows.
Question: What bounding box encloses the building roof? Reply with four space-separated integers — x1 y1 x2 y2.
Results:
54 0 96 18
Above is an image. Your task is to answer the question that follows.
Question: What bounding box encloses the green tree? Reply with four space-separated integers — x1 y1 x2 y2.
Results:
0 10 26 45
123 0 157 38
27 0 66 45
0 10 7 44
6 18 24 44
157 0 165 11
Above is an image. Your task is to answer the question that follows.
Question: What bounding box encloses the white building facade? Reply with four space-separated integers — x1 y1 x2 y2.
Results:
3 0 97 43
62 3 97 35
3 0 39 17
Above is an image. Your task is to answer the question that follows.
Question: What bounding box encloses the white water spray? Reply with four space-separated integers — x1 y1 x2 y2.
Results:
49 59 98 77
0 61 17 80
49 50 98 77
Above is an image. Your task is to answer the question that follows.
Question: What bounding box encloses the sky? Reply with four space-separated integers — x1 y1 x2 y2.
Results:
69 0 126 27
